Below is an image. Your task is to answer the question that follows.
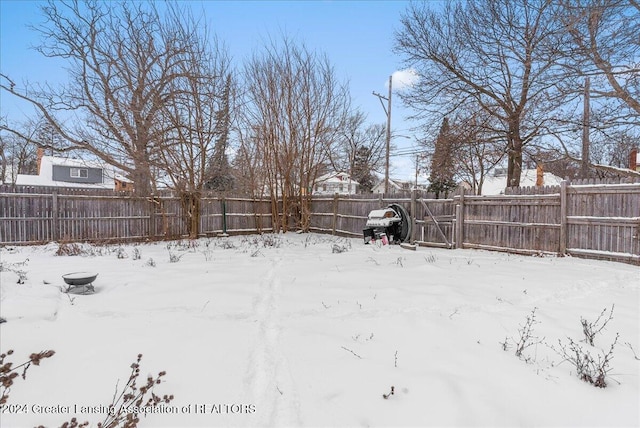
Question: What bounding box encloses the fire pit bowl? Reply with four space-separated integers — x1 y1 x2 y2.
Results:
62 272 98 294
63 272 98 286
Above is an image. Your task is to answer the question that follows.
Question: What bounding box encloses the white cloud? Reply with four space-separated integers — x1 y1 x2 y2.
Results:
390 68 419 90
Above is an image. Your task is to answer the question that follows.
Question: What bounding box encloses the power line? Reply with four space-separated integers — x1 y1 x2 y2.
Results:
391 148 425 157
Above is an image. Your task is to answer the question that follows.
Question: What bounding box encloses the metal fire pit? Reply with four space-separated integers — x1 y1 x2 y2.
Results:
62 272 98 294
363 204 412 245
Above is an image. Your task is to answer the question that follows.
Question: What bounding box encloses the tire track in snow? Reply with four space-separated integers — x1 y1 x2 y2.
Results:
244 257 301 427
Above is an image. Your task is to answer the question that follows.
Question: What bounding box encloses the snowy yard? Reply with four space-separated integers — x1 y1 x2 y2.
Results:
0 233 638 427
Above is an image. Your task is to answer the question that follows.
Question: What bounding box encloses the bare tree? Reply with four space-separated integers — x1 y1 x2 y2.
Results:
0 131 37 183
0 118 52 183
327 112 386 192
420 108 505 195
550 0 640 178
232 123 264 198
451 110 506 195
0 0 211 196
155 18 232 237
394 0 571 187
562 0 640 121
589 129 640 176
241 36 350 232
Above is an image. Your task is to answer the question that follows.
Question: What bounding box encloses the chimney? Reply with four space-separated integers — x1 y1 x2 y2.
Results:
536 164 544 186
36 147 45 174
630 148 638 172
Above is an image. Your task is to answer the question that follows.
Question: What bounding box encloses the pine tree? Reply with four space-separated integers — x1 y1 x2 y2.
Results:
205 74 234 192
428 117 457 198
352 146 376 192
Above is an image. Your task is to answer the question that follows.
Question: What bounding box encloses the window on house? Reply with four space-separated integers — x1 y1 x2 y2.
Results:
70 168 88 178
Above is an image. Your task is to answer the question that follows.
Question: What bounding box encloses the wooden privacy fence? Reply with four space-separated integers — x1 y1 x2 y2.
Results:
0 185 274 244
1 179 639 264
306 180 640 265
307 180 639 264
422 180 639 264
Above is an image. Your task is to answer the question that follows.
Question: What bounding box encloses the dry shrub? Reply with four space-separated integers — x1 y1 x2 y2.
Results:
1 349 56 405
55 242 86 256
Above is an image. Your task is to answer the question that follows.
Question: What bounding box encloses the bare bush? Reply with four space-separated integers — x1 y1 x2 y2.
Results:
55 242 85 256
241 234 283 249
60 417 89 428
625 342 640 361
553 333 619 388
424 253 436 263
582 305 614 346
331 241 351 253
513 307 544 362
499 336 511 352
199 240 214 261
260 234 282 248
0 260 29 284
2 350 172 427
116 247 128 259
220 240 237 250
98 354 174 428
1 349 55 405
250 249 263 258
167 251 185 263
201 248 214 261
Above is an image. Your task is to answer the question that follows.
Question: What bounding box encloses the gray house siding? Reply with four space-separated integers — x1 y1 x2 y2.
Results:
52 165 103 184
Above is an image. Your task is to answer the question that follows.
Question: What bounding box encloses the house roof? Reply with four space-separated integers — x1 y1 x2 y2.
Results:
15 155 119 189
481 168 563 195
315 172 359 185
372 177 414 192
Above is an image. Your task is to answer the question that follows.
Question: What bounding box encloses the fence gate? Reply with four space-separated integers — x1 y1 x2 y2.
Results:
414 197 455 249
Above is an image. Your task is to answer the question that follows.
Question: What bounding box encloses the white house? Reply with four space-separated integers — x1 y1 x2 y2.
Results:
481 168 563 195
372 178 414 195
313 172 359 195
15 153 132 191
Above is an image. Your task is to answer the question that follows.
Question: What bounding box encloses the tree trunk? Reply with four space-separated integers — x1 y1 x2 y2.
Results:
180 191 201 239
130 152 153 197
506 122 523 188
299 194 311 232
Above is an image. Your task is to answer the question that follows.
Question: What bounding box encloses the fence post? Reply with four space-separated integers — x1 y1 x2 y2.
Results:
332 193 338 235
455 187 465 249
149 196 157 239
221 197 228 237
559 180 568 255
410 189 417 243
51 190 59 242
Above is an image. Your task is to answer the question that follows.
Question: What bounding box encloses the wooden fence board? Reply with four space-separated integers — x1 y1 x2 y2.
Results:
1 182 638 264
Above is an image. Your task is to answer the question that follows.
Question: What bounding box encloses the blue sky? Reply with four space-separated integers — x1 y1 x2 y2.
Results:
0 0 428 179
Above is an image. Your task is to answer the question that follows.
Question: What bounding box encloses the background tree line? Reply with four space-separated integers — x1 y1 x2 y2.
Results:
0 0 385 236
395 0 640 193
1 0 639 236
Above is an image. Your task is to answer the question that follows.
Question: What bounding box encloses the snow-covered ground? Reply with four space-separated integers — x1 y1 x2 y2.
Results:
1 233 638 427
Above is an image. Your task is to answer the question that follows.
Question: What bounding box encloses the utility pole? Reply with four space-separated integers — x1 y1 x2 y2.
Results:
373 75 392 194
581 76 590 178
415 154 419 189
